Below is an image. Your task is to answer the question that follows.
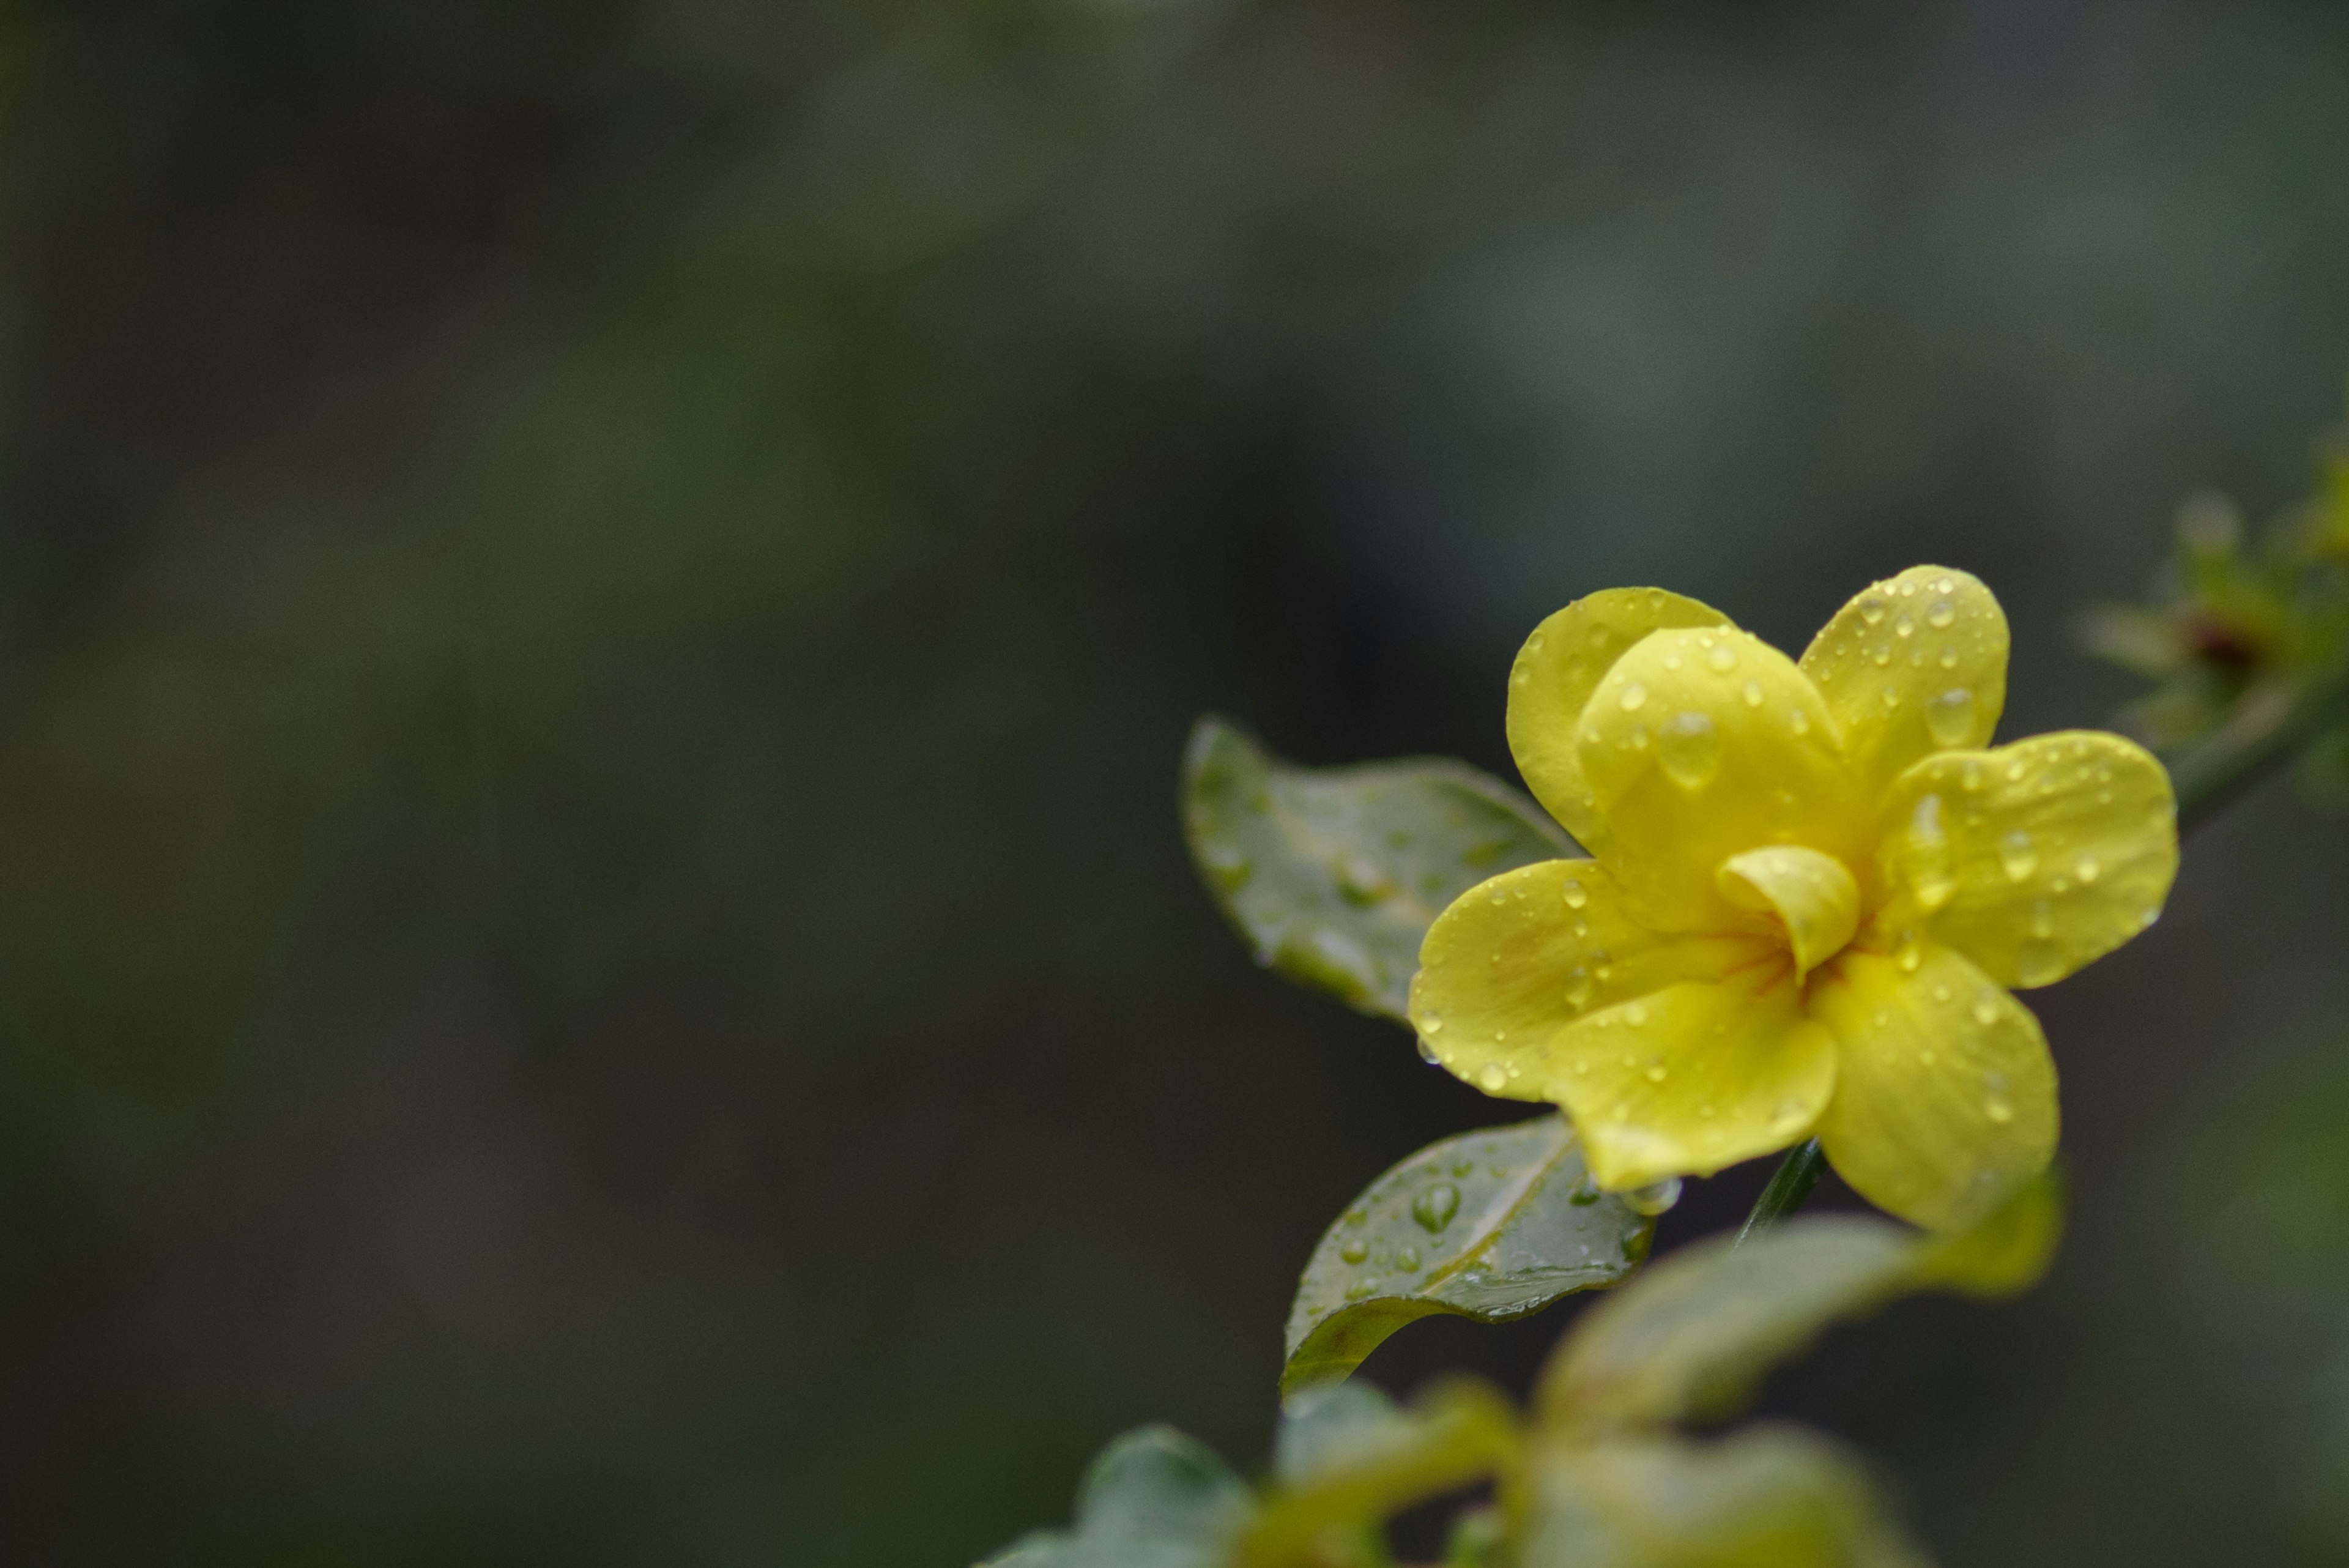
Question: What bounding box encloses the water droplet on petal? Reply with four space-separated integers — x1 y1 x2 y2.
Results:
1623 1177 1682 1216
1924 688 1975 747
1742 680 1763 707
1707 643 1739 672
1998 831 2038 882
1972 990 2002 1027
1395 1245 1422 1272
1938 646 1960 669
1619 682 1648 712
1894 611 1917 639
1789 707 1811 736
1657 711 1723 789
1478 1063 1508 1093
1926 598 1957 628
1417 1038 1441 1065
1642 1057 1666 1082
1624 1001 1649 1027
1340 1239 1369 1263
1560 879 1590 911
1860 597 1887 625
1984 1096 2014 1124
1870 644 1893 667
2016 938 2064 987
2076 853 2100 883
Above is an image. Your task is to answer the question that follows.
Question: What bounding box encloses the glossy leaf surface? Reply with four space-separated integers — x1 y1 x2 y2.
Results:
978 1425 1253 1568
1184 716 1572 1020
1520 1427 1929 1568
1539 1174 2060 1433
1283 1115 1653 1401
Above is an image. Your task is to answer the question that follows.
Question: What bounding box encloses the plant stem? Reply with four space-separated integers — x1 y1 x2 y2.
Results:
1732 657 2349 1246
1736 1138 1827 1246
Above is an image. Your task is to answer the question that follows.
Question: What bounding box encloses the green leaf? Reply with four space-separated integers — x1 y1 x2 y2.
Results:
1537 1173 2061 1435
1242 1380 1518 1568
978 1425 1255 1568
1183 716 1573 1020
1518 1427 1929 1568
1283 1115 1654 1402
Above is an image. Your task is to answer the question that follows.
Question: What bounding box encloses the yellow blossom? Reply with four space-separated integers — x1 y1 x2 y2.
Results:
1408 567 2177 1228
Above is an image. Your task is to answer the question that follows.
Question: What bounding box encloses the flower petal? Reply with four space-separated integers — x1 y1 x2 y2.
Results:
1799 566 2009 798
1576 626 1868 933
1874 731 2178 989
1813 946 2057 1229
1716 846 1859 983
1507 589 1733 849
1549 979 1838 1191
1410 859 1759 1104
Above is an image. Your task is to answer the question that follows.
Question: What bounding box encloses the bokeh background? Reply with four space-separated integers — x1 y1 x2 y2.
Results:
5 1 2349 1562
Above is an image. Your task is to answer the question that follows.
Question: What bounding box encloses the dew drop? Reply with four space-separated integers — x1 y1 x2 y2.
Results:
1984 1096 2014 1125
1924 687 1976 748
1340 1239 1369 1263
1417 1038 1440 1065
2076 853 2101 883
1663 651 1683 671
1657 711 1723 789
1563 879 1589 908
1742 680 1764 707
1396 1246 1422 1272
1623 1177 1683 1217
1478 1063 1508 1093
1998 831 2038 882
1789 707 1812 736
1972 990 2001 1027
1894 611 1917 639
1344 1282 1375 1301
1860 597 1887 625
1526 631 1546 652
1870 644 1893 667
1412 1183 1461 1233
1619 682 1649 712
1931 984 1952 1003
1643 1057 1667 1083
1708 643 1739 672
1926 598 1957 629
2016 938 2064 987
1938 646 1960 669
1422 1012 1445 1034
1452 1156 1476 1177
1624 1001 1649 1027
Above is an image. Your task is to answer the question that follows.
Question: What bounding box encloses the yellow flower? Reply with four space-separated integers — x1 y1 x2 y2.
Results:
1408 567 2178 1228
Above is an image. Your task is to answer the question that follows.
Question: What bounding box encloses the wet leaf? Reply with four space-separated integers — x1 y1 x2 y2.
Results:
1184 716 1572 1020
1283 1115 1653 1402
978 1425 1253 1568
1538 1173 2060 1433
1520 1427 1929 1568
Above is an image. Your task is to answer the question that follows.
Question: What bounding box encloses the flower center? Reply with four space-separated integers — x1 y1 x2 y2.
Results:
1715 845 1860 982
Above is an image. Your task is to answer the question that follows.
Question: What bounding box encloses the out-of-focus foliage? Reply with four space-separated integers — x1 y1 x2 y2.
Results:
1282 1115 1652 1400
980 1426 1256 1568
995 1186 2055 1568
1538 1177 2060 1435
1184 718 1569 1019
2082 411 2349 781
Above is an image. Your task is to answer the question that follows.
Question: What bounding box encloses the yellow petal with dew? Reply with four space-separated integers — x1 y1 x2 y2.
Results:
1576 626 1868 933
1545 976 1837 1191
1800 565 2008 797
1811 946 2057 1230
1507 589 1733 850
1874 730 2178 989
1409 859 1760 1104
1716 846 1860 982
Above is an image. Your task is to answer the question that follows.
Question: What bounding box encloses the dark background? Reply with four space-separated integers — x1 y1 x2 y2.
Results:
4 1 2349 1562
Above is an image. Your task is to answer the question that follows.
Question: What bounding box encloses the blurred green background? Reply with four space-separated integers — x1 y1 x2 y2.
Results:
5 1 2349 1562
